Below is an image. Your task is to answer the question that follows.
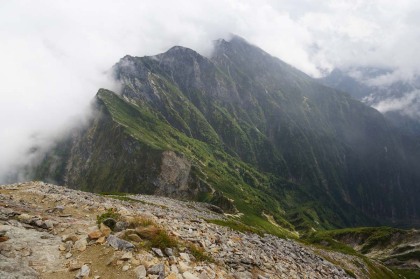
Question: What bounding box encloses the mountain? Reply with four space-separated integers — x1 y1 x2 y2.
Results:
320 68 420 136
32 36 420 232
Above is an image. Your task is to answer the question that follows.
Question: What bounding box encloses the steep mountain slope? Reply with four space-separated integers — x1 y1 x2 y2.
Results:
34 36 420 231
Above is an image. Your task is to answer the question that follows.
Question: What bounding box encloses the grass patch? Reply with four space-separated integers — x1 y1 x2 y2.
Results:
127 216 155 228
148 229 178 249
362 257 399 279
186 243 214 262
304 226 408 255
100 191 129 196
130 216 214 262
392 268 420 279
124 216 179 251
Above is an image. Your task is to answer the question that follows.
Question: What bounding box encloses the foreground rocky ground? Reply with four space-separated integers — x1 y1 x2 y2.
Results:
0 182 399 278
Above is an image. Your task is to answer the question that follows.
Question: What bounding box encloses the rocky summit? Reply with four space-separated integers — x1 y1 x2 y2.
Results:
0 181 400 279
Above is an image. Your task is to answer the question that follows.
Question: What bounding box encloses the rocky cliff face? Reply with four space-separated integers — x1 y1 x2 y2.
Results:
1 182 410 279
33 36 420 231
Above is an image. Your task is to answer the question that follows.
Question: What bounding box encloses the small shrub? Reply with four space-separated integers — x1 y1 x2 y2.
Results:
128 216 155 228
133 220 179 250
150 230 178 250
186 243 214 262
136 225 161 239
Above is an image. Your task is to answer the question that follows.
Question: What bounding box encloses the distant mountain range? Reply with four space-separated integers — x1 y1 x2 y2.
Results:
31 36 420 232
319 67 420 136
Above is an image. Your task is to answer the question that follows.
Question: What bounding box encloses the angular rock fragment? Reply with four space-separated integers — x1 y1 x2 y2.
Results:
106 234 134 250
75 264 90 279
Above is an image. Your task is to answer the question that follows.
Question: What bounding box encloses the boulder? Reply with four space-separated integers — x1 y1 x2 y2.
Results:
106 235 134 250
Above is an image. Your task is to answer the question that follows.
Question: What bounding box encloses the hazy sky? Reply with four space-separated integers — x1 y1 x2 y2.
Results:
1 0 420 181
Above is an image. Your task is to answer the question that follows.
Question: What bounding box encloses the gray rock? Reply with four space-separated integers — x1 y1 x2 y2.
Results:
106 235 134 250
164 247 174 257
75 264 90 279
134 265 147 278
152 247 164 257
114 221 128 232
41 220 54 229
147 263 164 278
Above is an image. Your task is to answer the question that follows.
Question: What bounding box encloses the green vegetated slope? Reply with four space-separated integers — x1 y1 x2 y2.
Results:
306 226 420 278
35 36 420 235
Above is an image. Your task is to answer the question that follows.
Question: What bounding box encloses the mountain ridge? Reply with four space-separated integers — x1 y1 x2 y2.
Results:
32 36 420 231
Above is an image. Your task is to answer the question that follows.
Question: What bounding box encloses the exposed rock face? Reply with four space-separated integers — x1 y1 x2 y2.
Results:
155 151 192 196
0 181 405 279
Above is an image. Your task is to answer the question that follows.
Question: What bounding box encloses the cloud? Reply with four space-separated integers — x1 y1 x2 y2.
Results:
1 0 420 182
373 90 420 117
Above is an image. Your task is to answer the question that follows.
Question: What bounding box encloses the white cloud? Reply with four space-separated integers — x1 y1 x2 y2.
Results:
1 0 420 182
373 90 420 117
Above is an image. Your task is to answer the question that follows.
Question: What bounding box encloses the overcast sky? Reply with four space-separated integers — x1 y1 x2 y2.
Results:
1 0 420 182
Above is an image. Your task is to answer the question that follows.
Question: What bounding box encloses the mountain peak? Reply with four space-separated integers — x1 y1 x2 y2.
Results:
214 34 252 46
165 45 197 54
212 34 261 56
160 45 204 61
